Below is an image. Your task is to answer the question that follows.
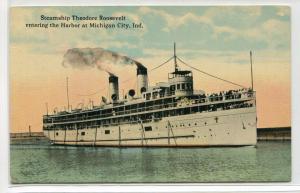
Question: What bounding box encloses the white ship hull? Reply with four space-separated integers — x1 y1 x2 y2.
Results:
44 107 257 147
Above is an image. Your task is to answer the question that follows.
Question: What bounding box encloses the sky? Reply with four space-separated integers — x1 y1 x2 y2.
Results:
10 6 291 133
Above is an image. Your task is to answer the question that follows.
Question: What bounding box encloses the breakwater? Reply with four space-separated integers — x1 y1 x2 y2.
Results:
257 127 291 141
10 132 50 145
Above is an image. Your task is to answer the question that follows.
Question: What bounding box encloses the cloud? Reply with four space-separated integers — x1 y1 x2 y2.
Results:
139 7 212 33
276 6 290 17
138 6 290 51
11 6 291 59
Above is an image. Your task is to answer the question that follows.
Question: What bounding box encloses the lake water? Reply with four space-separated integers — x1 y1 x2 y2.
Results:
10 141 291 183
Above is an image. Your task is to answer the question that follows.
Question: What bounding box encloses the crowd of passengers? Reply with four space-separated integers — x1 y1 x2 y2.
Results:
222 102 253 110
206 102 253 112
198 88 253 103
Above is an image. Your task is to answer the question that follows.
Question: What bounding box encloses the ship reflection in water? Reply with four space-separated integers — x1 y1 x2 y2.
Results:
10 141 290 183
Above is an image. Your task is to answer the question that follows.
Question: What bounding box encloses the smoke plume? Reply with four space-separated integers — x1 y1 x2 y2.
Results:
62 48 144 74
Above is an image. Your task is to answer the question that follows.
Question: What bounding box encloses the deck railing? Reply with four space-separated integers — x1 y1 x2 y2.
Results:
44 91 255 124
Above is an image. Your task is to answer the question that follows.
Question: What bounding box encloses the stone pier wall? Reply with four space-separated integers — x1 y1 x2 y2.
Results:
257 127 291 141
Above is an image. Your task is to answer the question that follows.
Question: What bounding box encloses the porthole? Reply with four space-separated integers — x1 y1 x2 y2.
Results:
144 126 152 131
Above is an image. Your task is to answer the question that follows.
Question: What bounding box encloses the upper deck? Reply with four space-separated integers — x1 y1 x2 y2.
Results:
43 89 255 127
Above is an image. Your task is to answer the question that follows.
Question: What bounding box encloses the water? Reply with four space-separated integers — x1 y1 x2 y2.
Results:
10 142 291 183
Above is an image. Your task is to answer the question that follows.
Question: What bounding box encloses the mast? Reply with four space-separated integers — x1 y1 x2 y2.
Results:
66 77 70 111
28 125 31 137
45 102 48 115
250 51 254 90
174 42 178 72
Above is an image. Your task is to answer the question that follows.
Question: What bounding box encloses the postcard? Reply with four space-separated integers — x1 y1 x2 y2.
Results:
9 6 291 183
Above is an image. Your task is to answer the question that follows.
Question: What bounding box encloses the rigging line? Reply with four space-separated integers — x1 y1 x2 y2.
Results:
74 77 134 97
75 88 107 97
150 56 174 71
122 77 135 83
177 57 247 88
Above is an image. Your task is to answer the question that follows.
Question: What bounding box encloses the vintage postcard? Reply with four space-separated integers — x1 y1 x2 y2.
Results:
10 6 291 183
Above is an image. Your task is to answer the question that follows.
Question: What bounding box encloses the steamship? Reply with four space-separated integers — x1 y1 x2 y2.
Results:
43 45 257 147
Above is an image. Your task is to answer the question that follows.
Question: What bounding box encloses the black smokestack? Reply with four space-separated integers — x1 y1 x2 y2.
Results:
109 74 118 83
109 74 119 102
136 63 148 97
62 47 142 73
136 63 147 75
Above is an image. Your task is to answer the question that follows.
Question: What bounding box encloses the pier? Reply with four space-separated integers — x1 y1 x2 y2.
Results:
10 132 50 145
257 127 291 141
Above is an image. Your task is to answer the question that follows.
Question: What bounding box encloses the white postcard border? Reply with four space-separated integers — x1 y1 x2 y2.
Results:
1 0 300 193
